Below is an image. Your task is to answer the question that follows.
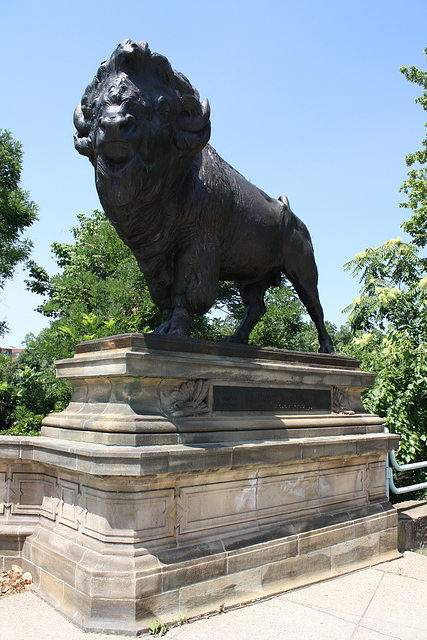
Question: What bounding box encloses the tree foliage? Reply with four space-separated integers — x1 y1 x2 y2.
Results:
0 347 70 436
344 49 427 481
399 51 427 247
26 209 162 334
344 239 427 465
0 130 38 334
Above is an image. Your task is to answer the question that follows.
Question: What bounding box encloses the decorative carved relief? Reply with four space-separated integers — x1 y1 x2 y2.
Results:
161 379 210 417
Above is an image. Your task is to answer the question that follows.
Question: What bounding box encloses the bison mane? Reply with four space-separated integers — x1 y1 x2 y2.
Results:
74 39 211 161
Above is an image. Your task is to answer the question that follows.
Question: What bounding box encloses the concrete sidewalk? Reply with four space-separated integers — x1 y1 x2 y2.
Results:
1 551 426 640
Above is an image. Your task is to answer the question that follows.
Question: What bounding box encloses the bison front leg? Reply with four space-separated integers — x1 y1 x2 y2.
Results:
168 241 220 337
153 309 173 335
145 277 175 335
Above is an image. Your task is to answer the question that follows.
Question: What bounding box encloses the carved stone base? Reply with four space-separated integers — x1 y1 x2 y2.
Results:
41 333 383 445
0 336 400 633
0 436 398 633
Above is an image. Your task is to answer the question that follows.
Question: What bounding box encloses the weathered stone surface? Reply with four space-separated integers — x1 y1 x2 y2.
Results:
179 566 265 616
0 435 399 478
0 434 399 632
40 334 383 445
226 536 298 574
262 548 333 594
380 526 399 559
330 532 380 571
299 522 355 555
0 337 400 632
397 500 427 551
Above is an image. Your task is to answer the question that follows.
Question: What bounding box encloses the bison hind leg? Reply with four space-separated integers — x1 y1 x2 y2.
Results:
280 211 334 354
224 278 270 345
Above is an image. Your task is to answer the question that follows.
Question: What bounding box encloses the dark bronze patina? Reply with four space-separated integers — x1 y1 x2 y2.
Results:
74 40 333 353
212 386 332 413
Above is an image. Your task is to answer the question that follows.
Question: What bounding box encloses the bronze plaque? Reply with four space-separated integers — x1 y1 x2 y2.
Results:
213 386 331 412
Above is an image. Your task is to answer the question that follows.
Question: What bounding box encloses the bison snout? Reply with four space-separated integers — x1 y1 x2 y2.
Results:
99 112 137 140
97 112 137 163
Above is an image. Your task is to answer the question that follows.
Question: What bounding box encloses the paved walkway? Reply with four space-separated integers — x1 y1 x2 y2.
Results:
1 551 426 640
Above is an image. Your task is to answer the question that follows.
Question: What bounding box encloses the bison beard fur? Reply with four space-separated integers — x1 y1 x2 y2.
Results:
74 39 334 353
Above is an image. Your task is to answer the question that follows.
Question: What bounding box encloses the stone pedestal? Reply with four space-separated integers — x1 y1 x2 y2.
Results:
0 334 399 633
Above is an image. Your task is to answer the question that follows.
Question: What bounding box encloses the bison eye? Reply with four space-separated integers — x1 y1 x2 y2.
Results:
159 107 170 123
157 96 171 123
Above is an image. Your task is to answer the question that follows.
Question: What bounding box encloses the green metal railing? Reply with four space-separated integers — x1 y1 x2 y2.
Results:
385 428 427 498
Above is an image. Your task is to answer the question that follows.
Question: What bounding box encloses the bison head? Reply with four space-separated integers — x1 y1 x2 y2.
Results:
74 40 211 207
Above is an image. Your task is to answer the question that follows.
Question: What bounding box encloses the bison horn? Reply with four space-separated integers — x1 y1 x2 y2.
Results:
179 98 210 133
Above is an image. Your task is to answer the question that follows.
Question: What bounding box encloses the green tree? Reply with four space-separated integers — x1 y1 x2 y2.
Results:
344 48 427 481
345 239 427 465
0 130 38 334
26 209 161 335
247 288 351 353
399 49 427 247
249 287 306 349
0 346 70 436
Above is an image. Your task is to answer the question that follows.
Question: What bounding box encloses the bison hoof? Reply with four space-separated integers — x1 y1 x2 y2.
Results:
223 335 248 345
153 321 171 335
318 339 334 354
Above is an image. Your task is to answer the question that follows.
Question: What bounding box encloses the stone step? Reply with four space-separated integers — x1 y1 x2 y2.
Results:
396 500 427 551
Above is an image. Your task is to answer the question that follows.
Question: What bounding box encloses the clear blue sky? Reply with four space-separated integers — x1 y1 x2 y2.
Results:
1 0 427 347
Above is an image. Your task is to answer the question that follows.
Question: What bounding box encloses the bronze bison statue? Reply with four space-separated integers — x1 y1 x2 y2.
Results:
74 40 333 353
